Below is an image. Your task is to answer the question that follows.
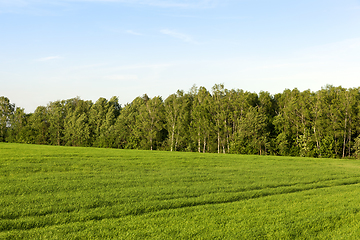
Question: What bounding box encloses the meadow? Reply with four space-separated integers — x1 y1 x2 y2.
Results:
1 143 360 239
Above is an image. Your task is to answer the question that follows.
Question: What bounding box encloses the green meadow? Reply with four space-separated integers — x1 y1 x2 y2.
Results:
1 143 360 239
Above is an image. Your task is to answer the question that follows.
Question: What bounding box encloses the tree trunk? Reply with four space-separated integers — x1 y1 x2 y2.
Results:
342 115 347 158
203 137 206 153
313 126 319 152
57 129 60 146
227 134 230 153
348 127 352 157
171 124 175 151
217 131 220 154
198 131 201 153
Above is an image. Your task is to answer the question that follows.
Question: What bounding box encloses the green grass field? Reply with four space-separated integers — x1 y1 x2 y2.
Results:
1 143 360 239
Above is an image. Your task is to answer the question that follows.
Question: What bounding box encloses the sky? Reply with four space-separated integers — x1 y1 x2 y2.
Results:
1 0 360 113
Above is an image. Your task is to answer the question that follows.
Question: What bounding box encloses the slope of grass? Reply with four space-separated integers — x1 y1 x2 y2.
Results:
1 143 360 239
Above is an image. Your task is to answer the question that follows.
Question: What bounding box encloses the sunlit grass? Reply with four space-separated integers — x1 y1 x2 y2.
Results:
1 143 360 239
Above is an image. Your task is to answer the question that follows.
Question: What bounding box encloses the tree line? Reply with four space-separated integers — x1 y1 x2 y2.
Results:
1 84 360 158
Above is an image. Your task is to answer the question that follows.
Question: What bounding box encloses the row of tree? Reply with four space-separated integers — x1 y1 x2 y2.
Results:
1 84 360 158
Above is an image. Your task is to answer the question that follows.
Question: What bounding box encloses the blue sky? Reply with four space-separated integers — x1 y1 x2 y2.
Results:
1 0 360 112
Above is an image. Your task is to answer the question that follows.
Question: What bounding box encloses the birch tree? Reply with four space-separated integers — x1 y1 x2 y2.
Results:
164 90 190 151
138 96 165 150
0 96 14 142
236 106 268 155
6 107 28 143
29 106 49 145
190 86 213 153
47 100 65 146
63 98 92 147
211 84 231 154
113 96 144 149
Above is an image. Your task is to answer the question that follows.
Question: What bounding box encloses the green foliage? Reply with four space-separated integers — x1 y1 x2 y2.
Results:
138 96 165 150
319 135 335 158
47 101 65 146
2 84 360 158
190 86 213 153
164 90 191 152
6 107 29 143
233 106 269 155
352 135 360 159
63 98 92 147
93 96 121 148
0 96 15 142
275 132 289 156
2 143 360 238
29 106 49 144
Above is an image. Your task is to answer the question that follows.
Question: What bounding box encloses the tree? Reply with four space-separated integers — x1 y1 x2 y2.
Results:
235 106 269 155
228 89 254 153
258 91 277 154
190 86 213 153
47 100 65 146
3 84 360 158
96 96 121 148
273 91 296 156
352 135 360 159
112 96 148 149
6 107 29 143
29 106 49 145
63 97 92 147
339 87 358 157
89 97 109 147
0 96 15 142
137 95 165 150
164 90 191 152
211 84 231 154
273 89 309 156
325 86 344 157
296 90 315 157
311 89 325 157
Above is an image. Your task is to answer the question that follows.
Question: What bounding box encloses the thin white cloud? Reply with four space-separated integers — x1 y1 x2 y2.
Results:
1 0 219 8
105 74 138 80
164 14 247 20
160 29 197 43
69 63 108 70
69 0 219 8
298 37 360 60
113 63 173 70
0 0 26 6
126 30 142 36
36 56 62 62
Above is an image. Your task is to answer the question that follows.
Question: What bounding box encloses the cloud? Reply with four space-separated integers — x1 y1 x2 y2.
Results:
164 14 247 20
0 0 26 6
126 30 142 36
72 0 219 8
113 63 173 70
134 0 218 8
160 29 197 43
105 74 138 80
36 56 62 62
298 37 360 61
0 0 219 8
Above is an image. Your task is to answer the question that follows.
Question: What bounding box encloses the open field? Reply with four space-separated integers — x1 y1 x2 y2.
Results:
1 143 360 239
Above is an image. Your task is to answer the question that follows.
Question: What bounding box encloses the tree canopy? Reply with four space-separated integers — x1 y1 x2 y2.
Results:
2 84 360 158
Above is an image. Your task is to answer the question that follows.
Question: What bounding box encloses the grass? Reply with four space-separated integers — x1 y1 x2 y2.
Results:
1 143 360 239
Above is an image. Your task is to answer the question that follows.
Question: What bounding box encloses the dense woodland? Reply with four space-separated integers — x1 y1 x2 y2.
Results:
1 84 360 158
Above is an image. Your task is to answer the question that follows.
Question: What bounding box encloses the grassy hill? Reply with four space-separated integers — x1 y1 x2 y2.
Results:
1 143 360 239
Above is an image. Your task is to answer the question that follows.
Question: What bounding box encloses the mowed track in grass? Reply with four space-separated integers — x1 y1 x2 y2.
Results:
1 143 360 239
